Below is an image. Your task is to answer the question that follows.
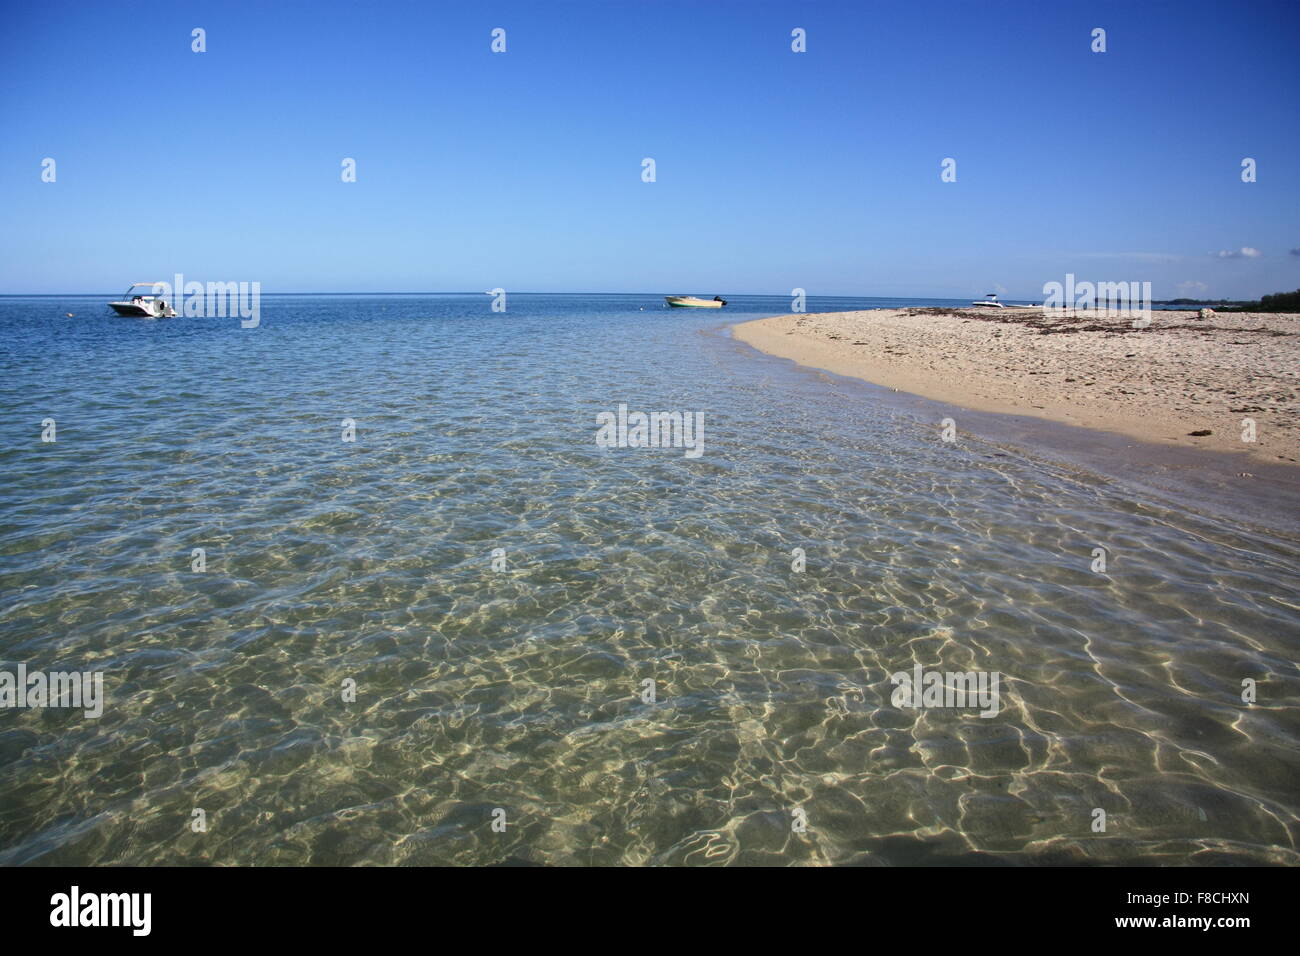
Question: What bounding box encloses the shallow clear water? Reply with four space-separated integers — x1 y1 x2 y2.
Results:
1 294 1296 866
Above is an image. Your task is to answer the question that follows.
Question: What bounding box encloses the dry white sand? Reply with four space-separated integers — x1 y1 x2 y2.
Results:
734 308 1299 464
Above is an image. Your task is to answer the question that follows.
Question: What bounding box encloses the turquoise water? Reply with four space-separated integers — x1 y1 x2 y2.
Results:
0 294 1296 866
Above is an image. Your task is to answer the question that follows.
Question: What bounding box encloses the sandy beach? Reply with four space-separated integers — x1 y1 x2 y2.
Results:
735 308 1300 464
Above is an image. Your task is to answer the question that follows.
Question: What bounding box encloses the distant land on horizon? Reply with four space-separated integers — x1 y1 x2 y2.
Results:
2 289 1292 304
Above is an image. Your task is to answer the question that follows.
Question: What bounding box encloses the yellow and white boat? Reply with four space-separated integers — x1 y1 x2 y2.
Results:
665 295 727 308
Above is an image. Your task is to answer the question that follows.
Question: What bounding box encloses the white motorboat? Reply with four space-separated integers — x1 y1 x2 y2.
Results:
108 283 177 318
665 295 727 308
971 293 1004 309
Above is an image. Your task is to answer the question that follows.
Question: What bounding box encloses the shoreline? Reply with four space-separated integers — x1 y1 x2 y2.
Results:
729 307 1300 530
734 308 1299 465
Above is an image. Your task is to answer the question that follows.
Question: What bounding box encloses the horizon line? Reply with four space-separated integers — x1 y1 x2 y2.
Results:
1 291 1018 300
0 291 1256 303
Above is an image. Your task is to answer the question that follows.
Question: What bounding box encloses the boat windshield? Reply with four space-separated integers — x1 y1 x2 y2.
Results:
122 284 164 298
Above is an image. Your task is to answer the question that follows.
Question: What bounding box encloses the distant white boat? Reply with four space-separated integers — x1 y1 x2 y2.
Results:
665 295 727 308
971 293 1004 309
108 283 176 318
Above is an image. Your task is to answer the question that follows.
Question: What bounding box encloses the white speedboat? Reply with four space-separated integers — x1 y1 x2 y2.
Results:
108 283 176 318
665 295 727 308
971 293 1004 309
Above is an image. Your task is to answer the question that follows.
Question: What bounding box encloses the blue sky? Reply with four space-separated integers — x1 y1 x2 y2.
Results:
1 0 1297 298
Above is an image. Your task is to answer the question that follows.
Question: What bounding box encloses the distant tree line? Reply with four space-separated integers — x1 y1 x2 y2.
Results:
1215 289 1300 312
1161 289 1300 312
1257 289 1300 311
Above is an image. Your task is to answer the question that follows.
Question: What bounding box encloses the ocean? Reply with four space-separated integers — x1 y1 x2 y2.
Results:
0 293 1296 865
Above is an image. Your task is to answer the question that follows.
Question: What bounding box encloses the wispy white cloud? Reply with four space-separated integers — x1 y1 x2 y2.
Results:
1177 281 1209 296
1073 252 1180 263
1211 247 1262 259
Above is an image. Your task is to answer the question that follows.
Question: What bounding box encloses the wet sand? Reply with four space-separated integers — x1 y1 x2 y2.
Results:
734 308 1299 465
